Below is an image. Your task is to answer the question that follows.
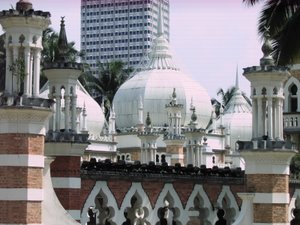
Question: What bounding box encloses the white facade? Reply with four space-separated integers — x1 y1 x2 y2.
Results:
80 0 170 73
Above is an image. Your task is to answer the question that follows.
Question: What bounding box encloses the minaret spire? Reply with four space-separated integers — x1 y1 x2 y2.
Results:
57 16 69 62
235 65 239 89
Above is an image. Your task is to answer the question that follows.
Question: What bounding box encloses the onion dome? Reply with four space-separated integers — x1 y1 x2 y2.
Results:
113 2 211 131
16 0 33 11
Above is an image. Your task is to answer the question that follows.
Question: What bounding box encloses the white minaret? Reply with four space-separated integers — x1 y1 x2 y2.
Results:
235 31 297 225
1 0 50 97
0 1 53 225
184 103 205 166
164 88 185 165
138 112 159 164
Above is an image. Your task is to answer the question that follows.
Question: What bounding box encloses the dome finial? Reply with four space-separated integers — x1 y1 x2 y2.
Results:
56 16 69 62
260 27 275 67
235 65 239 89
157 0 164 37
145 112 152 127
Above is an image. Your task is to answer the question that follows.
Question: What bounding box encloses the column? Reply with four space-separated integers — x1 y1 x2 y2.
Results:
33 49 41 97
262 99 267 136
64 95 70 131
23 46 31 96
257 98 263 137
274 98 279 139
252 98 258 139
71 94 77 131
12 46 18 93
186 146 190 165
55 94 62 131
278 98 284 140
267 97 273 140
5 47 12 93
29 52 34 96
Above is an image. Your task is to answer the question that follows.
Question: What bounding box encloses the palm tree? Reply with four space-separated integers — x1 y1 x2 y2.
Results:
79 60 133 119
40 27 84 87
211 86 251 117
243 0 300 65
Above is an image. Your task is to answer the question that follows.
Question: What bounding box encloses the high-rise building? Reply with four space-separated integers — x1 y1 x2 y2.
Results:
80 0 170 74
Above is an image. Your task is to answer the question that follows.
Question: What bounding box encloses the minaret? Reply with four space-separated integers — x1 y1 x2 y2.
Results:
164 88 185 165
43 18 88 222
138 112 159 164
236 31 296 225
184 102 205 166
0 1 53 225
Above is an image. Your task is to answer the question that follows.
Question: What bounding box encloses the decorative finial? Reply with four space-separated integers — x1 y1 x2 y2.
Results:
16 0 33 11
235 65 239 89
260 27 275 67
191 108 197 122
56 16 69 62
145 112 152 127
171 88 177 105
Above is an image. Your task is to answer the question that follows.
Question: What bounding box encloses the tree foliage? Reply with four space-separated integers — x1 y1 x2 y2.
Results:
243 0 300 65
79 60 133 119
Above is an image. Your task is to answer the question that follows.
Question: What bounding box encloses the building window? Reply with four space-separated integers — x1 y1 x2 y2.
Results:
290 84 298 112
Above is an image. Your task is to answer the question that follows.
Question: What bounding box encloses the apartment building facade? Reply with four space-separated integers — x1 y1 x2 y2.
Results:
81 0 170 73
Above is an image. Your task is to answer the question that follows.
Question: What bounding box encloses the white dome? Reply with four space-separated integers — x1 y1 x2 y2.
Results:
221 88 252 149
40 81 105 140
113 65 212 130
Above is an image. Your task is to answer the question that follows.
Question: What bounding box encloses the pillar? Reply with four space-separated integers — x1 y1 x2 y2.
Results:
0 107 52 225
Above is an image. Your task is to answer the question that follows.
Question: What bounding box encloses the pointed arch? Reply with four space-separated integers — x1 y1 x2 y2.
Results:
154 183 187 225
81 181 119 225
284 76 300 112
120 182 152 225
289 189 300 221
185 184 213 225
216 185 239 224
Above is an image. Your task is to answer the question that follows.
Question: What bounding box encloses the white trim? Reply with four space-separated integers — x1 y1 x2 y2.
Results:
0 188 43 201
0 155 44 167
0 224 42 225
253 223 289 225
67 210 81 220
253 193 289 204
51 177 81 189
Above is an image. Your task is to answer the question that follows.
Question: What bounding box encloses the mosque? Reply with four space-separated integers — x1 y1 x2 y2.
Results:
0 1 300 225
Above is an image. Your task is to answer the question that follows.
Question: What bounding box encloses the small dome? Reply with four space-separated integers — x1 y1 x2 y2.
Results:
40 82 105 140
221 88 252 148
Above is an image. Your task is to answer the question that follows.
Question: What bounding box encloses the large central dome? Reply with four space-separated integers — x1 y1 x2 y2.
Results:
113 5 211 130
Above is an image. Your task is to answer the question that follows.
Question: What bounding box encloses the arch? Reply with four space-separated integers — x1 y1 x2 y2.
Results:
19 34 25 44
32 35 37 44
95 189 116 225
215 186 239 225
185 184 213 225
273 87 278 95
289 189 300 222
284 76 300 112
252 88 256 96
120 182 151 225
261 87 267 95
154 183 187 225
81 181 119 225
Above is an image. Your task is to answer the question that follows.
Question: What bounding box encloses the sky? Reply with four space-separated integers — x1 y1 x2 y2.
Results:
0 0 263 99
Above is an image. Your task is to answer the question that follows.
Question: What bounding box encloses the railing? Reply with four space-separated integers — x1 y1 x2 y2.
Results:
283 113 300 128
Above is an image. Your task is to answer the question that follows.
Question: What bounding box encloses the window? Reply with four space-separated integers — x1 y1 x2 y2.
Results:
290 84 298 112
